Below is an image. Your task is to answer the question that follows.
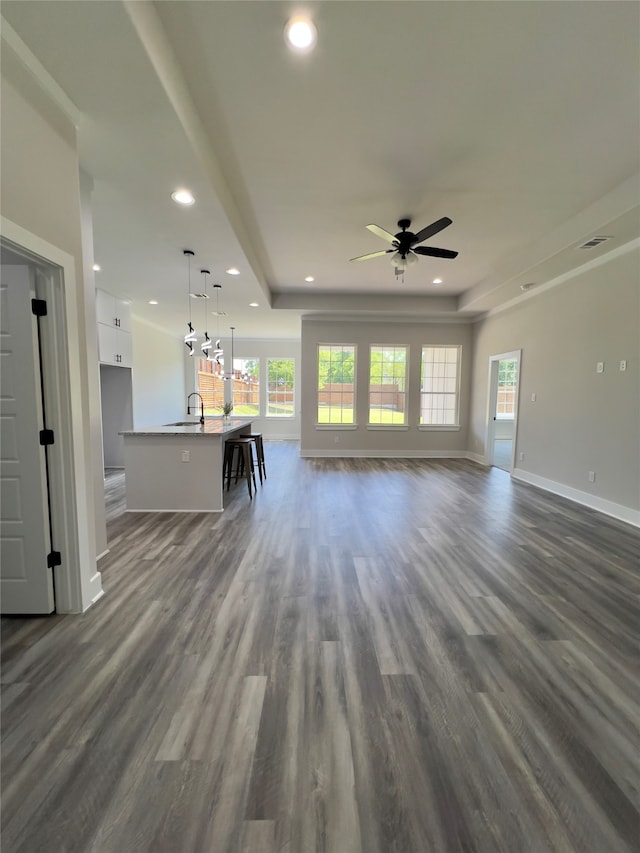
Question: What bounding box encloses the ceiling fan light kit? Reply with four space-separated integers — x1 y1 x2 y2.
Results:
350 216 458 277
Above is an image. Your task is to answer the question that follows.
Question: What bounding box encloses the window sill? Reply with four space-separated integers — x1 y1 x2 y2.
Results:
418 424 461 431
316 423 358 430
367 424 409 431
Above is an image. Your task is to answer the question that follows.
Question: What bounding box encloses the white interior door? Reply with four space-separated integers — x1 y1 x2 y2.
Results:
0 264 55 613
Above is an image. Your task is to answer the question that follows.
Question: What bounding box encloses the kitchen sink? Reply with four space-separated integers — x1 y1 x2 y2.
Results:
165 421 204 426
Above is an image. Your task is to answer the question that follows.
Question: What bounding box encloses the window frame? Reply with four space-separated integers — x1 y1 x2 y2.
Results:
266 357 296 419
367 344 408 428
316 343 357 427
231 356 261 417
419 345 462 430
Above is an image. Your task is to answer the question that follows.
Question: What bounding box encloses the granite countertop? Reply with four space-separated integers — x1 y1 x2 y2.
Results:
120 417 253 437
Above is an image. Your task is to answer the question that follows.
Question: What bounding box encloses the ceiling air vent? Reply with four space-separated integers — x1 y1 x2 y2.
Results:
577 236 612 250
189 292 209 299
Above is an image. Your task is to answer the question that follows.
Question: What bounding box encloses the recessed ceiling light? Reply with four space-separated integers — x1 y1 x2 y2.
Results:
305 276 315 283
171 189 195 206
249 302 259 308
226 267 240 276
92 263 101 272
285 17 317 51
148 300 158 305
432 278 443 285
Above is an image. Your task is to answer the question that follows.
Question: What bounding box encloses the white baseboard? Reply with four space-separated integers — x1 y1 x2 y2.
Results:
465 451 488 466
511 469 640 528
300 449 469 459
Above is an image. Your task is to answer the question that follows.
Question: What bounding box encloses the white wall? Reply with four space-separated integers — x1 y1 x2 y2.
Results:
1 48 103 607
300 317 473 456
470 245 640 519
131 317 185 428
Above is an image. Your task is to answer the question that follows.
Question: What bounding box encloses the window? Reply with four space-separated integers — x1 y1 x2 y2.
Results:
368 345 407 425
232 358 260 416
497 358 518 418
197 357 225 415
267 358 295 417
420 346 460 426
317 344 356 424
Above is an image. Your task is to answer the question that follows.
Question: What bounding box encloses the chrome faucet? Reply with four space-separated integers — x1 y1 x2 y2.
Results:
187 392 205 425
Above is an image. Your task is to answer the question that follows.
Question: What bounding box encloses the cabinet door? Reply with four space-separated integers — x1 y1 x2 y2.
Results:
96 289 116 327
118 330 133 367
116 298 132 333
98 323 117 364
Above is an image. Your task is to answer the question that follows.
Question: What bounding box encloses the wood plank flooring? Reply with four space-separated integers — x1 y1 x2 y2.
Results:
2 443 639 852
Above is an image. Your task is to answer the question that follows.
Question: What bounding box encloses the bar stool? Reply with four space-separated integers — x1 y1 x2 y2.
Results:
223 437 257 498
240 433 266 484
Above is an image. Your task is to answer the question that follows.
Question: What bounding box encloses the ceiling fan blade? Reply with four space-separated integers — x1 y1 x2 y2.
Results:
414 246 458 259
411 217 453 245
350 249 392 262
366 224 398 245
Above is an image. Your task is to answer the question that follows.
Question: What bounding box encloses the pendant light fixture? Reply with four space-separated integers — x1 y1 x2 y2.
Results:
200 269 213 359
228 325 235 383
212 284 225 376
183 249 196 355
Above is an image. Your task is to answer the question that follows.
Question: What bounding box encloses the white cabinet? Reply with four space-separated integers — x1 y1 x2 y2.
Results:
96 289 131 332
96 289 132 367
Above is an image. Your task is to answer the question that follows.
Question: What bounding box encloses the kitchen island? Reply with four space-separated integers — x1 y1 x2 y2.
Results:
120 418 253 512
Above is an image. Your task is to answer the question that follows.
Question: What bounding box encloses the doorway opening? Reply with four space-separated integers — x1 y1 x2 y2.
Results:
486 350 521 472
1 228 102 613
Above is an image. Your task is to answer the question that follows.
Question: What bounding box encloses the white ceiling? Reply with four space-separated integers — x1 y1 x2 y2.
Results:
3 1 639 340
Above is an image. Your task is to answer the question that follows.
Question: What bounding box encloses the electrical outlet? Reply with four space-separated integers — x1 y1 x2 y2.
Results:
334 435 340 443
588 471 595 483
620 360 627 372
519 451 525 462
530 392 536 402
596 362 604 374
181 450 190 462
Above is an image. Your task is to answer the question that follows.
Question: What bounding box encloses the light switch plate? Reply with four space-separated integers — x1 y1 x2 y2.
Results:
596 362 604 374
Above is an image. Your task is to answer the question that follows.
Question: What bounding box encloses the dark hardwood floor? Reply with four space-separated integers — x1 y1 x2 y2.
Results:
2 442 639 852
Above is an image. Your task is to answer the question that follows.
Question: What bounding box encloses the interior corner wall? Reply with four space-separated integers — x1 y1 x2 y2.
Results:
300 317 473 456
1 60 103 603
131 317 185 428
470 246 640 514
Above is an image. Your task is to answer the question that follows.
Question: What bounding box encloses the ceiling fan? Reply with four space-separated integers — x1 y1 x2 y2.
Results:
350 216 458 271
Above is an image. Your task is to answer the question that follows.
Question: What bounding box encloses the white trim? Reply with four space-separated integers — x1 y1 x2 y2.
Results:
300 449 468 459
485 237 640 320
316 423 358 430
512 469 640 528
367 425 409 431
1 217 103 613
0 17 81 126
418 425 461 431
466 452 488 466
486 350 521 471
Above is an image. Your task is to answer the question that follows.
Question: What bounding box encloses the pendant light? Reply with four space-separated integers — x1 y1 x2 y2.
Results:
212 284 225 376
183 249 196 355
227 325 235 383
200 269 213 359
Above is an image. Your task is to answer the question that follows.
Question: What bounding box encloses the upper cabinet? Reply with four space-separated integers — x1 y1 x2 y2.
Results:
96 289 131 333
96 289 132 367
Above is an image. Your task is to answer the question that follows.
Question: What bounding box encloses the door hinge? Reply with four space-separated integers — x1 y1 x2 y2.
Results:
47 550 62 568
32 298 48 316
39 428 55 446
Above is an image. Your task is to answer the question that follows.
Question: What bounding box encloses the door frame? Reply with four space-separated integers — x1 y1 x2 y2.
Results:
485 349 521 470
1 217 102 612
